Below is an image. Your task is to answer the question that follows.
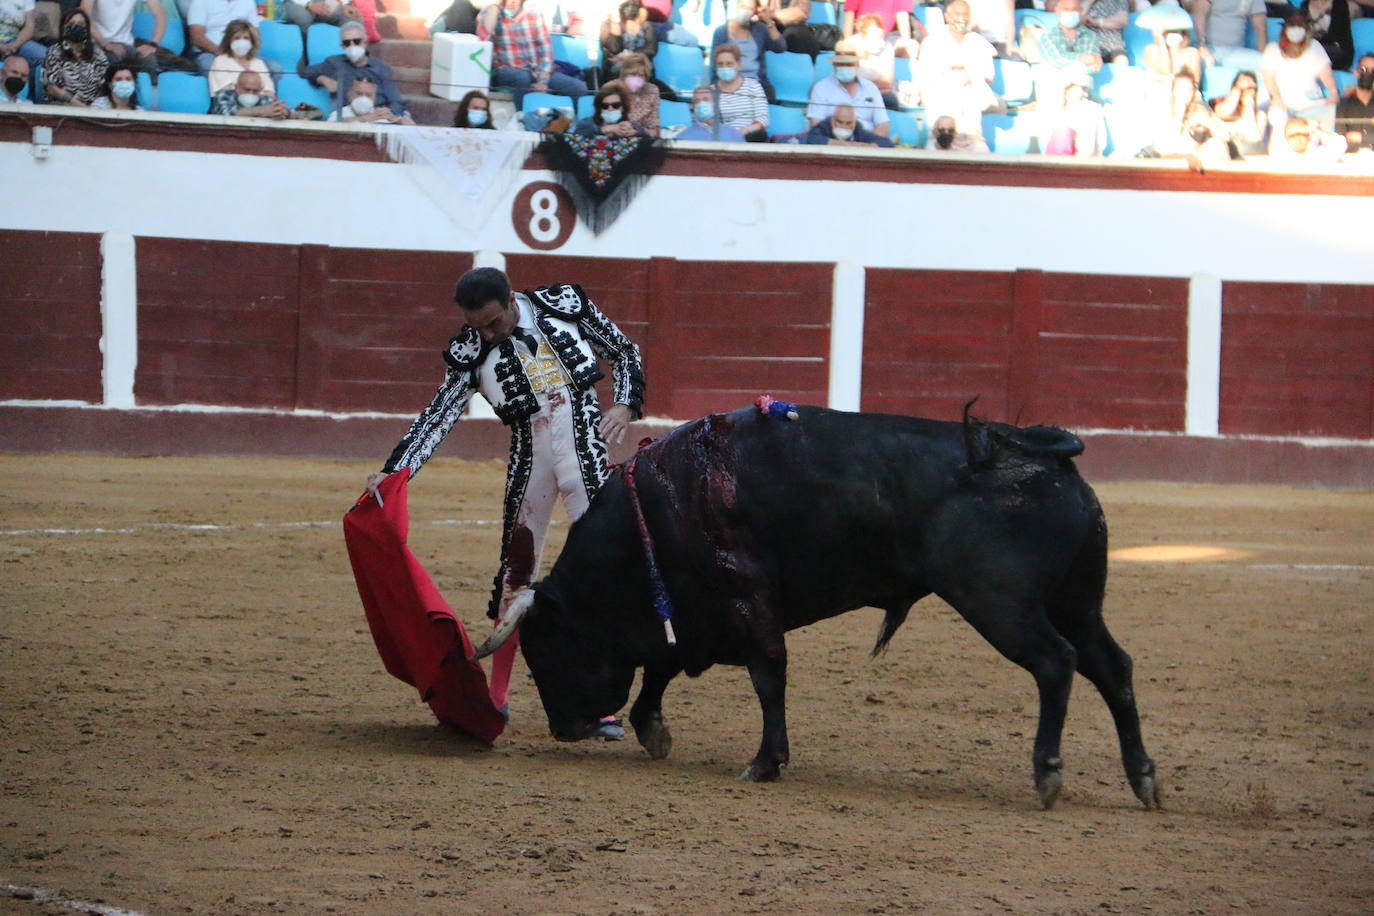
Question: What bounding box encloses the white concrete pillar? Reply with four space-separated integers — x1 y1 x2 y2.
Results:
100 231 138 408
1186 271 1222 437
465 249 505 420
828 261 866 412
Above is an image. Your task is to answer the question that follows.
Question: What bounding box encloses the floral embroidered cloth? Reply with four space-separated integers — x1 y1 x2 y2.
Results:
375 127 539 231
541 133 664 235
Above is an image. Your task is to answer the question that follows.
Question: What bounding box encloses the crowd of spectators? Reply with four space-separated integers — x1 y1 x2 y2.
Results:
2 0 1371 164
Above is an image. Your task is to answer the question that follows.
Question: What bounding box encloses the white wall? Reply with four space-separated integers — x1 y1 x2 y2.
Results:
2 139 1372 283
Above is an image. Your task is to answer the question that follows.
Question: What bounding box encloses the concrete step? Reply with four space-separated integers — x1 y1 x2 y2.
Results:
388 65 432 99
372 38 432 69
377 12 429 40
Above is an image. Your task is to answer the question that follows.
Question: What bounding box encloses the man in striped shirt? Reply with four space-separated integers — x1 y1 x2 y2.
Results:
477 0 587 107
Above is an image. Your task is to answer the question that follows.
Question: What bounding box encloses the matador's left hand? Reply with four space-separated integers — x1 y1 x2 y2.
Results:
599 403 634 446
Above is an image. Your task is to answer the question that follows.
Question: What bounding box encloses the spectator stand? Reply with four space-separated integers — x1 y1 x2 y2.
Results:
656 42 708 96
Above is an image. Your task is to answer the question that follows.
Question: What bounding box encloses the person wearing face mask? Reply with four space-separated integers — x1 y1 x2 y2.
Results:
711 41 771 139
923 113 990 151
1033 0 1101 118
82 0 166 83
571 83 641 136
1335 52 1374 151
600 0 658 85
805 42 890 138
677 84 748 140
1261 12 1338 130
454 88 495 128
711 0 785 102
187 0 264 77
207 20 274 96
328 72 415 122
42 8 110 106
210 68 290 117
91 64 141 109
610 52 662 137
917 0 1000 140
300 20 409 120
804 101 894 145
0 53 31 103
1140 0 1202 87
477 0 588 109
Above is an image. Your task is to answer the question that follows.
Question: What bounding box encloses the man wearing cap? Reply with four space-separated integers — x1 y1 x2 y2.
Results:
806 40 890 136
366 267 645 735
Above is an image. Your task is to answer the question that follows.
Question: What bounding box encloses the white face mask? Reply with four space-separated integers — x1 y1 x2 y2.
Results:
831 126 853 140
345 42 366 62
1164 32 1185 47
1284 25 1306 42
735 7 753 24
350 94 375 115
1058 10 1080 28
230 37 252 57
236 92 260 108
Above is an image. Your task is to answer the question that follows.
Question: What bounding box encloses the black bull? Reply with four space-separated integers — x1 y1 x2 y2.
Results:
472 405 1160 810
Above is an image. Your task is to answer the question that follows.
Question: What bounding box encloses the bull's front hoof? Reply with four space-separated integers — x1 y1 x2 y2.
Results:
1035 770 1063 810
739 760 782 782
636 716 672 760
1133 761 1163 811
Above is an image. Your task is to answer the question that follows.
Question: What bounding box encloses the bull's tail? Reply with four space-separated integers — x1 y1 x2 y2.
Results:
961 398 1084 472
872 605 911 657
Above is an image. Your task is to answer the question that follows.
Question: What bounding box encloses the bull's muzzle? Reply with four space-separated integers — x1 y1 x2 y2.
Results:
468 588 535 662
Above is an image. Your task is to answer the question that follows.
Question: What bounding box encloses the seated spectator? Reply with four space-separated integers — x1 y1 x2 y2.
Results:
1304 0 1354 71
0 53 32 103
211 68 290 117
571 81 644 136
712 41 770 140
188 0 264 77
1035 0 1102 117
1078 0 1128 63
764 0 818 59
1268 115 1346 161
600 0 657 83
42 8 111 106
842 0 924 49
1336 53 1373 151
1140 2 1202 86
1191 0 1267 70
300 20 409 120
615 52 662 136
712 0 785 102
453 87 494 127
91 63 141 109
1145 72 1231 161
848 11 919 92
1262 12 1337 130
677 85 748 140
918 0 1000 138
282 0 361 32
0 0 49 77
1211 69 1268 156
328 72 414 122
805 101 894 145
478 0 586 107
207 19 274 96
924 113 990 151
85 0 165 83
1043 74 1107 156
806 41 889 137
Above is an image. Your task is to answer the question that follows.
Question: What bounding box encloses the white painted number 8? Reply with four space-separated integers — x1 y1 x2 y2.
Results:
529 189 561 243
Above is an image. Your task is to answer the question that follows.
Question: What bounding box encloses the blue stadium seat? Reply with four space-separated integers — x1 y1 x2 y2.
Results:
808 0 839 26
660 98 691 128
521 91 575 114
982 111 1038 154
912 5 942 30
306 23 342 66
1092 62 1145 106
893 54 912 83
1333 68 1355 97
765 50 815 104
157 72 211 114
1354 19 1374 60
814 51 834 81
1201 64 1238 102
30 64 41 101
885 108 923 146
992 57 1033 107
1123 18 1154 67
656 42 707 95
276 73 334 112
1016 8 1057 31
1268 17 1283 45
767 103 808 136
576 94 593 119
133 10 185 56
553 33 600 70
259 20 306 72
135 70 154 108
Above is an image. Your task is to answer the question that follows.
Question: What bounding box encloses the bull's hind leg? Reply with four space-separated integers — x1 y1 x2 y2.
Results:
631 663 681 760
946 594 1078 809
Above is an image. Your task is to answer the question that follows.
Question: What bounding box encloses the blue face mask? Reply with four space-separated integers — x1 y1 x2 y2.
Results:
601 108 623 124
833 66 857 83
467 107 488 125
501 6 517 18
716 66 737 81
693 100 714 121
112 80 136 99
1058 10 1080 28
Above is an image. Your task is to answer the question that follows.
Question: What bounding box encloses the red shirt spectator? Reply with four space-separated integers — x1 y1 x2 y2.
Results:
843 0 912 35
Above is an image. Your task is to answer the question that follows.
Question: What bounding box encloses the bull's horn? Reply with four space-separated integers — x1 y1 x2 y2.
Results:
469 588 535 661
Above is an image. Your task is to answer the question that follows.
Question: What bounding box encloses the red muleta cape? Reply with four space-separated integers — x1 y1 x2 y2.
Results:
343 469 507 744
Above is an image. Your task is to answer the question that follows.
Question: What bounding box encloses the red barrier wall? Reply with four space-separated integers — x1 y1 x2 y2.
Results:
1220 281 1374 439
0 229 103 403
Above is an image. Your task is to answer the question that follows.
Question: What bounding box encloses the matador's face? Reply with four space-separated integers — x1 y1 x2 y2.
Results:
465 295 520 345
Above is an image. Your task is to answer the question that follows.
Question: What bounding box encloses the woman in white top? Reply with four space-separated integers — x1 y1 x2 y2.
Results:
712 42 769 141
207 19 274 96
1261 11 1337 129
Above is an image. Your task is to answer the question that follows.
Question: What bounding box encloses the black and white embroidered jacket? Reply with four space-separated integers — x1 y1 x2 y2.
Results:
384 283 646 475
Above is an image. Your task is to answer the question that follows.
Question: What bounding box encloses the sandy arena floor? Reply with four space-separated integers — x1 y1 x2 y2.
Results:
1 454 1372 915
